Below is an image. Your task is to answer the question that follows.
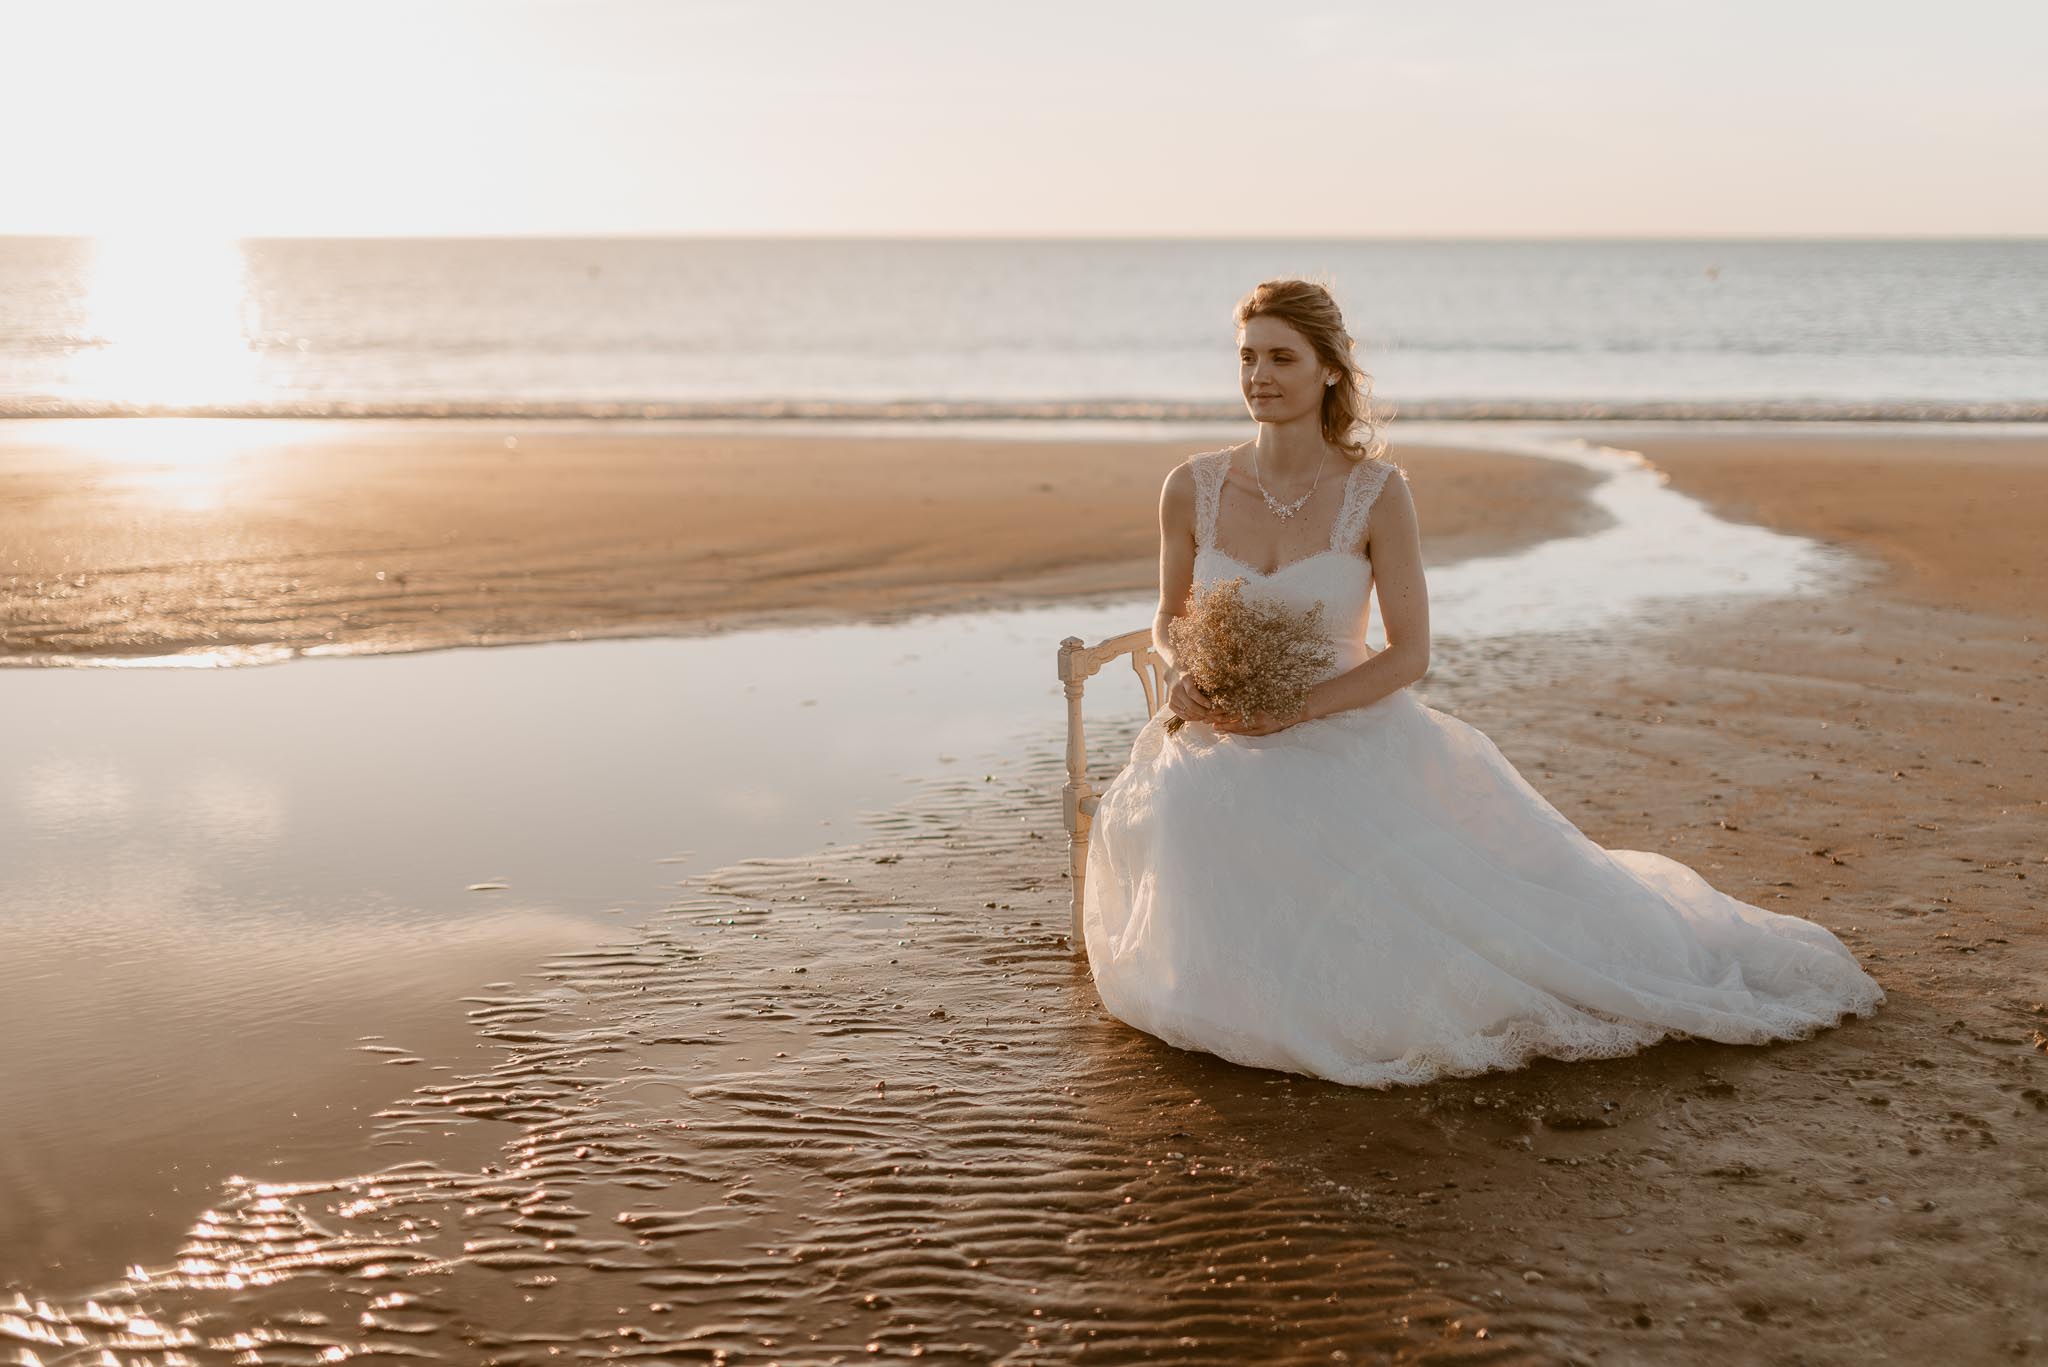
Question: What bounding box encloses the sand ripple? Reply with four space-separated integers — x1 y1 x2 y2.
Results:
3 718 1527 1364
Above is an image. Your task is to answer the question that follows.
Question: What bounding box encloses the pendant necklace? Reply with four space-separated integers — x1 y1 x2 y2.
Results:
1253 444 1329 521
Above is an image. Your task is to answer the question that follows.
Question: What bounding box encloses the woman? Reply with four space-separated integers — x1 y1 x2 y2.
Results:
1081 278 1884 1088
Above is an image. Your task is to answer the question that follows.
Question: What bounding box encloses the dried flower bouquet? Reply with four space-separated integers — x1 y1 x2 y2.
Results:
1163 577 1336 734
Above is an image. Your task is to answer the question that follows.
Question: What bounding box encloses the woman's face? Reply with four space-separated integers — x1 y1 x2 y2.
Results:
1238 314 1333 427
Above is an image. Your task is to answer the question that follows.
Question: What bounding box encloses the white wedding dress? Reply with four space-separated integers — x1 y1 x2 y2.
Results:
1082 447 1884 1088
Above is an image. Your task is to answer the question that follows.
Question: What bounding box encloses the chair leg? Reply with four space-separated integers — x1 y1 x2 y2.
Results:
1069 816 1090 960
1060 651 1092 962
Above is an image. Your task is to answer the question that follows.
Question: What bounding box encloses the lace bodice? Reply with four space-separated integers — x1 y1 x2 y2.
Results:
1189 447 1399 681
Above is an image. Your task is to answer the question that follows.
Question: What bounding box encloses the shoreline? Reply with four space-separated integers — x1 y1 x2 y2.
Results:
8 417 2044 669
0 419 1610 667
1595 423 2048 620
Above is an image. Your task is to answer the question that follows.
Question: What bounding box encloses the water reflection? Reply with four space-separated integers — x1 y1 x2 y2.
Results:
34 413 285 518
0 593 1162 1290
1402 425 1860 643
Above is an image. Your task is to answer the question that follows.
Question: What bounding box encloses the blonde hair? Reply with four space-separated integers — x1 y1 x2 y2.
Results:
1233 277 1392 463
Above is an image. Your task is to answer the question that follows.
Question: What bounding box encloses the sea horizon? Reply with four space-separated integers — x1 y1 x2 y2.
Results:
6 235 2044 422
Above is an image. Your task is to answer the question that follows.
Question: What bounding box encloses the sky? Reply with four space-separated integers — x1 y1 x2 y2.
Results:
3 0 2043 239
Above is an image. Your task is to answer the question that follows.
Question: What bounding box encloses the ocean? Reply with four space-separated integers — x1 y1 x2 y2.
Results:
2 235 2044 421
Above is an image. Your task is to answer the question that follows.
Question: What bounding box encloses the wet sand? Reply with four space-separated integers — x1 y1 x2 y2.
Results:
0 419 1605 663
1 420 1609 1307
1607 423 2048 620
4 423 2045 1364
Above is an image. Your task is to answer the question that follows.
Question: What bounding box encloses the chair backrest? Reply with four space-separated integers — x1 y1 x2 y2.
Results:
1057 628 1168 723
1055 627 1165 958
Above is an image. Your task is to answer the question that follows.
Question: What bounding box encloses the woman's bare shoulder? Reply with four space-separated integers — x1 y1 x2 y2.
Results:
1162 447 1228 496
1159 459 1198 521
1160 447 1234 530
1365 459 1420 534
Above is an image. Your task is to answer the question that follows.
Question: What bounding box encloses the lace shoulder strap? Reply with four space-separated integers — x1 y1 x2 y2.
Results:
1191 448 1232 550
1330 457 1399 554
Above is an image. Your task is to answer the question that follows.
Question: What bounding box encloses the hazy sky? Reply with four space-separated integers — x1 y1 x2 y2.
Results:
6 0 2043 238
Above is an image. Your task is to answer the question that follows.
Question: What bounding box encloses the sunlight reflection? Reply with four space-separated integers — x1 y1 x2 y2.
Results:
17 756 138 831
82 641 303 669
70 232 262 410
40 416 282 514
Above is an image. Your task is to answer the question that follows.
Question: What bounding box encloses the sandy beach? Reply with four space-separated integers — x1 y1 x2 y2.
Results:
0 420 1607 663
2 421 2043 1363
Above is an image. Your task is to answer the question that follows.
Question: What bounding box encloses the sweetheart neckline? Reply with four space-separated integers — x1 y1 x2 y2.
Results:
1198 545 1370 580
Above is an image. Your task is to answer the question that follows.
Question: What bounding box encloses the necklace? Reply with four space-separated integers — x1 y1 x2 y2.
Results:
1251 443 1329 521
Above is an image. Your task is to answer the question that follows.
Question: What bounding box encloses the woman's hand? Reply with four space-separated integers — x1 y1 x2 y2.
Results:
1212 703 1305 736
1166 673 1225 727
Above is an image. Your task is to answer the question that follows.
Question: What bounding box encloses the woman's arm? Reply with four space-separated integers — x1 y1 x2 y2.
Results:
1151 461 1198 678
1299 469 1431 720
1152 462 1226 724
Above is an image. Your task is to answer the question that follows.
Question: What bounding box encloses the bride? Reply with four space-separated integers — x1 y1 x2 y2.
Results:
1081 278 1885 1088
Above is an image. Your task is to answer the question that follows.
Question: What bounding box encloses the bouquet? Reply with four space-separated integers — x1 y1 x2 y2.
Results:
1163 577 1336 734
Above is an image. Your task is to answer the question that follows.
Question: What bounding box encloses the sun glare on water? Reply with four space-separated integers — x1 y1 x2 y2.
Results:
53 232 282 513
70 231 264 411
49 416 286 516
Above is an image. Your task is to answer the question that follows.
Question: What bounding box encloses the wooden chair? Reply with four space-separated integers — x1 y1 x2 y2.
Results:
1056 628 1169 961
